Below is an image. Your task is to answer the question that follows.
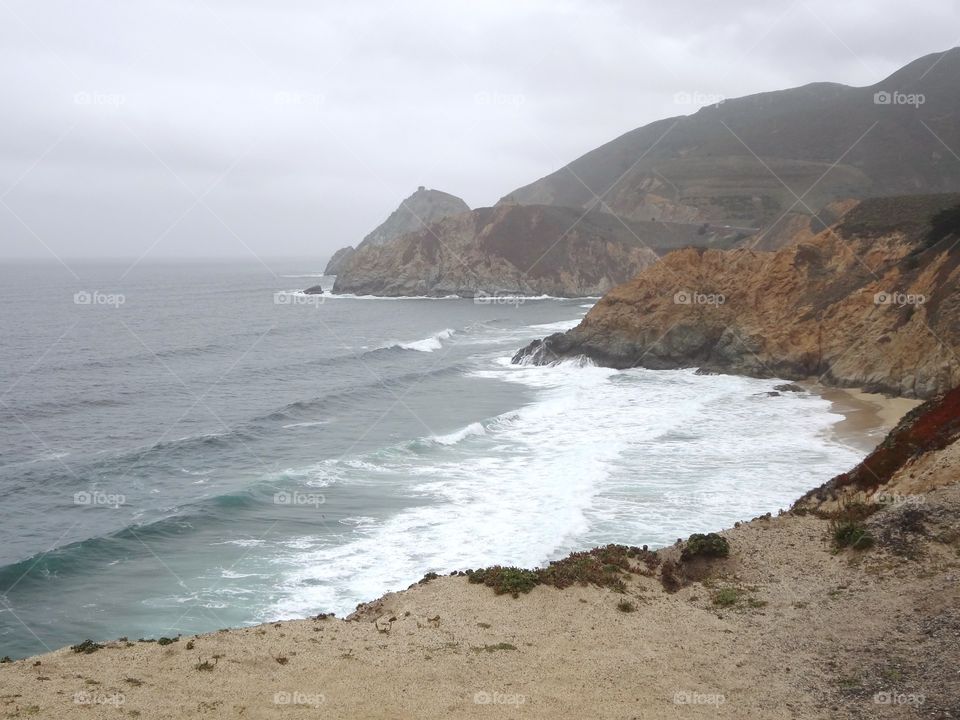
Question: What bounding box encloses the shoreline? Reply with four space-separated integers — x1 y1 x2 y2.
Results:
2 388 957 718
803 383 922 454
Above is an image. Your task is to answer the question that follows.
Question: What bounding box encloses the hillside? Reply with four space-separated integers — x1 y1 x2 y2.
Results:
513 193 960 398
501 48 960 250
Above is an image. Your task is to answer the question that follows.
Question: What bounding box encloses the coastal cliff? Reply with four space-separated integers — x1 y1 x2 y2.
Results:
514 194 960 398
331 204 663 297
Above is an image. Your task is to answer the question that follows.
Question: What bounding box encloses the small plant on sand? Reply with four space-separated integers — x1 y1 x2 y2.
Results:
711 587 742 607
832 520 874 550
467 566 539 597
681 533 730 561
195 657 217 671
156 636 178 646
616 600 636 613
473 643 517 652
70 640 103 654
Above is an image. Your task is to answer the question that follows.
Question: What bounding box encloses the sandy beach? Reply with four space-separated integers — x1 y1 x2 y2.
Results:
808 385 922 453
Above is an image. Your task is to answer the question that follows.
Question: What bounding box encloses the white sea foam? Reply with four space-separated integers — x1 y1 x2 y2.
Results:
324 293 462 301
282 421 329 429
382 328 456 352
266 356 862 620
427 421 486 446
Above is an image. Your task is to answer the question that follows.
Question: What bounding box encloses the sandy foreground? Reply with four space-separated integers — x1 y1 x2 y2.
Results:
2 392 958 720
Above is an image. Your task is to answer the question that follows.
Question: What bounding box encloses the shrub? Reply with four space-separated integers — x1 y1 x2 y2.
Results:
659 559 683 592
711 587 742 607
616 600 636 613
70 640 103 654
467 566 539 597
832 520 874 550
681 533 730 561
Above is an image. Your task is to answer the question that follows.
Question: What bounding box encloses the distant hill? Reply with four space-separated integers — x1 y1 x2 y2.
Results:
500 48 960 250
323 187 469 274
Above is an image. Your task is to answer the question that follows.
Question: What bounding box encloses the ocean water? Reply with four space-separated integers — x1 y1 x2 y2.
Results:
0 260 862 659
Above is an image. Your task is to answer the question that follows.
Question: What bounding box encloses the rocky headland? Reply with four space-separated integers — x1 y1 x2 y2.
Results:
323 186 470 275
331 204 670 297
514 194 960 399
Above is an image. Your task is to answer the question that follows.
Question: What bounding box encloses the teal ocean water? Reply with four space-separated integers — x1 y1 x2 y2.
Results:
0 260 861 658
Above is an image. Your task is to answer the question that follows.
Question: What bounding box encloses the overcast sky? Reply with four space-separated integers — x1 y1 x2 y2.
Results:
1 0 958 264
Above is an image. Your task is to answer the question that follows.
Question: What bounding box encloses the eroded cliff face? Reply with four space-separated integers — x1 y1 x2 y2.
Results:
514 194 960 398
332 205 660 297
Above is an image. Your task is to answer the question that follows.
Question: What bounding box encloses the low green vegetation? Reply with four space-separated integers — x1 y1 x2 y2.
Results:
467 544 659 597
681 533 730 560
70 640 103 654
467 566 539 597
832 520 875 550
711 587 742 607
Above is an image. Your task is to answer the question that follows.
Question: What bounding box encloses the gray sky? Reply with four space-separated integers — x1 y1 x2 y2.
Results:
1 0 958 263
